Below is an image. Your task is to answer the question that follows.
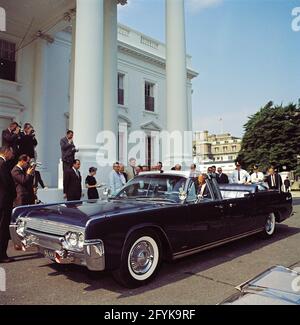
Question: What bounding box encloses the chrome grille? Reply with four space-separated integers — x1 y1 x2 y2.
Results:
25 218 84 237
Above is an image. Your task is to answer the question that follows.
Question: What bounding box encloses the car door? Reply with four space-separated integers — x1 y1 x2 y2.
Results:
254 189 291 228
224 193 258 237
186 180 230 248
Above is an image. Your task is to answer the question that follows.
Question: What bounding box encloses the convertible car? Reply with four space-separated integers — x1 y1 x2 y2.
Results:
10 171 293 288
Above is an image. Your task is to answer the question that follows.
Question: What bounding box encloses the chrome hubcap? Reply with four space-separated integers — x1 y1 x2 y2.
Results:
130 241 155 275
266 214 275 233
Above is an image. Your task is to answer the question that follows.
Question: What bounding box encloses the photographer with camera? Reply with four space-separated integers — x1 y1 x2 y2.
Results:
18 123 38 159
2 122 21 169
11 154 35 207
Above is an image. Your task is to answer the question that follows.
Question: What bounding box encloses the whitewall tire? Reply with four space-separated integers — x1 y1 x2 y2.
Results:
262 213 276 238
113 230 162 288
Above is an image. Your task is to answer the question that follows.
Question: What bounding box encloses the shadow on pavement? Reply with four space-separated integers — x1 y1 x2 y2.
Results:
43 223 300 298
292 198 300 206
12 252 42 262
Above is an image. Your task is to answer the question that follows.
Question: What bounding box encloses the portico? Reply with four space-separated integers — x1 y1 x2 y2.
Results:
0 0 197 189
70 0 191 172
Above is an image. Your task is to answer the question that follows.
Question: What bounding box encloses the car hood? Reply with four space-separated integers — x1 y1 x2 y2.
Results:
25 199 174 227
220 266 300 305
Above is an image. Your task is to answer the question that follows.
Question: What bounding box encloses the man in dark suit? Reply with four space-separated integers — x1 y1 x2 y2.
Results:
216 167 229 184
197 174 211 199
266 167 283 191
284 177 291 193
2 122 21 169
0 147 17 263
2 122 20 153
11 154 35 207
60 130 78 172
18 123 38 159
63 159 82 201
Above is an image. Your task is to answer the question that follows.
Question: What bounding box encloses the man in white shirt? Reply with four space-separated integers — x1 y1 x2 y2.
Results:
109 162 126 196
250 164 265 184
230 162 250 184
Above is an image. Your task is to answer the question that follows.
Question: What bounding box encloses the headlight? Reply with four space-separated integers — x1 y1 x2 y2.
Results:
65 232 85 249
16 218 26 237
78 233 84 249
66 232 78 247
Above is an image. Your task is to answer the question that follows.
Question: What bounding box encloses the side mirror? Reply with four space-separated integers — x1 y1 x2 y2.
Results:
179 190 187 202
102 187 111 197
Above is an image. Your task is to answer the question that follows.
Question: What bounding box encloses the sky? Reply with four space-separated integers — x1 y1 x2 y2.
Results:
118 0 300 137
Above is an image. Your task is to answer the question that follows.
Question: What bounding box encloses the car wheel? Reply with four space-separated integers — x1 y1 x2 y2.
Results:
113 230 162 288
261 212 276 238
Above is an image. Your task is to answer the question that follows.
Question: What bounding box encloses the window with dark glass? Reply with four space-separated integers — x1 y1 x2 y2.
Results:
118 73 124 105
0 39 16 82
145 82 155 112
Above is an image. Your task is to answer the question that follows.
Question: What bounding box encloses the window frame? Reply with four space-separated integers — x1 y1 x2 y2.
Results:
0 38 17 82
144 81 156 112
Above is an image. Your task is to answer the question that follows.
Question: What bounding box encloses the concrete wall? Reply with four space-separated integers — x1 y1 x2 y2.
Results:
43 31 71 187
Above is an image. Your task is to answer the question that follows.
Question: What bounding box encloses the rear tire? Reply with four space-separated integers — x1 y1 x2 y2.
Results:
113 230 162 288
261 212 276 239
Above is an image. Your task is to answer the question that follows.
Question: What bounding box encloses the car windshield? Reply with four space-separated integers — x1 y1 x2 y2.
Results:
114 174 187 203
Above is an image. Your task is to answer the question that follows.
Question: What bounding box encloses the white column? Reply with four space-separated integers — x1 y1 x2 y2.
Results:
32 39 48 167
73 0 104 147
68 16 76 131
71 0 104 182
165 0 191 167
103 0 118 147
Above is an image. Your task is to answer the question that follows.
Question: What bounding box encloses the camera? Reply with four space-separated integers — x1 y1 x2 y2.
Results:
29 160 42 168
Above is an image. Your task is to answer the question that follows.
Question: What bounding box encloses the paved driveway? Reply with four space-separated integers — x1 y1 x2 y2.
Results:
1 201 300 305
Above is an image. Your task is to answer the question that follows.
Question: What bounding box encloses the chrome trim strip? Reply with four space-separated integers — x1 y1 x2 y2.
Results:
9 225 105 271
173 228 263 260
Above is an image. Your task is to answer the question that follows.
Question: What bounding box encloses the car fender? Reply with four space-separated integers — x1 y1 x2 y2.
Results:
121 223 173 261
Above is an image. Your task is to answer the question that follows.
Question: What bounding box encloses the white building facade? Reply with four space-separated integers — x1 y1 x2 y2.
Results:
0 0 197 187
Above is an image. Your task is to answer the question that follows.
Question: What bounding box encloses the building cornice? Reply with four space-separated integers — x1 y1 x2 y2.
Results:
118 41 198 80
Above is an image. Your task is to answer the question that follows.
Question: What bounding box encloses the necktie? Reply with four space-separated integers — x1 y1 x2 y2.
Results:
256 172 258 179
238 171 241 181
271 175 275 187
133 167 136 176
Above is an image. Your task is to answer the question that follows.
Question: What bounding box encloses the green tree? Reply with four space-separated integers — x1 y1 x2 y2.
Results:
237 101 300 172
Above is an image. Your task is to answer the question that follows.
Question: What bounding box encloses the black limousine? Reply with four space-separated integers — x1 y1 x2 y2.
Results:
10 171 293 288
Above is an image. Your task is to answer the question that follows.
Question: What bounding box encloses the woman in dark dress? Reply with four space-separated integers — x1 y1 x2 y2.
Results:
85 167 99 200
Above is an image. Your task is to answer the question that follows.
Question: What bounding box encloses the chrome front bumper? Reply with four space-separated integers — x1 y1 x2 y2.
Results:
9 224 105 271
